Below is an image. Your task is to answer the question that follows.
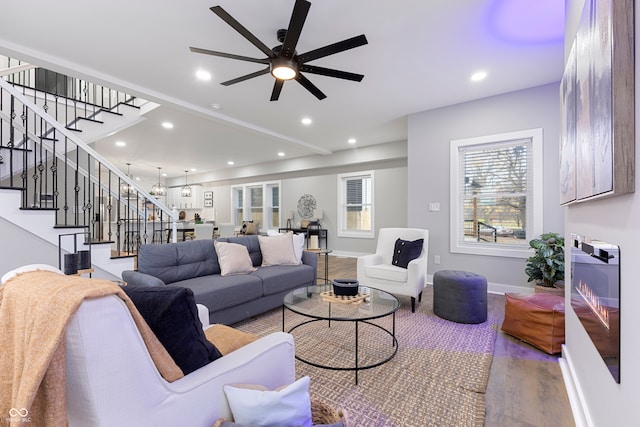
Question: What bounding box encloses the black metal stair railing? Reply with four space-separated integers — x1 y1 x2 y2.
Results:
0 64 175 259
2 56 139 133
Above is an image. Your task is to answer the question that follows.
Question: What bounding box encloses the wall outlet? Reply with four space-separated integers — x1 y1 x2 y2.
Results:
434 255 441 264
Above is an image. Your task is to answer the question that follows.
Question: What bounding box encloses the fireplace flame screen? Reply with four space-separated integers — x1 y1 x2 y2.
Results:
571 237 620 383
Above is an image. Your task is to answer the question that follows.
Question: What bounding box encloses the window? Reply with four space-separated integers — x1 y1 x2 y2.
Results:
231 181 280 230
249 185 263 225
232 188 244 225
267 184 280 228
338 171 374 238
450 129 543 258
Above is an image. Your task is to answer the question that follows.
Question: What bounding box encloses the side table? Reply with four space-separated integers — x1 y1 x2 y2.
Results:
305 248 333 284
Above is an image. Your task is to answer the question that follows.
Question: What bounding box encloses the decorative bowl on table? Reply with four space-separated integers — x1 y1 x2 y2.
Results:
332 279 359 296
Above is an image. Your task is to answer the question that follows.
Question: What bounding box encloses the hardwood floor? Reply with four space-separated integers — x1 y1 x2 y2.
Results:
319 254 575 427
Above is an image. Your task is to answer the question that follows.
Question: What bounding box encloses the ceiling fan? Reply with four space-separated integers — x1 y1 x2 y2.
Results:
189 0 368 101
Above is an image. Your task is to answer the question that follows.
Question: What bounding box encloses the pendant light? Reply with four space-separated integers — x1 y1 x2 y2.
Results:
150 166 166 196
181 170 192 197
120 163 134 198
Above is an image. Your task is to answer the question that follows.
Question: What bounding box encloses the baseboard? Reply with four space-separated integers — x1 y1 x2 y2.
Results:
425 274 532 295
487 282 533 295
560 344 592 427
327 250 367 258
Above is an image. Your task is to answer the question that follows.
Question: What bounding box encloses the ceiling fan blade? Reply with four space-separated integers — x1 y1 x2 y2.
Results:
190 47 270 65
298 34 368 63
300 65 364 82
221 68 270 86
270 79 285 101
281 0 311 58
210 6 275 58
295 73 326 100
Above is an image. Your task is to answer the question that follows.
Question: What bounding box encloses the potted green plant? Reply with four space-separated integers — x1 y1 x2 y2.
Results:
525 232 565 294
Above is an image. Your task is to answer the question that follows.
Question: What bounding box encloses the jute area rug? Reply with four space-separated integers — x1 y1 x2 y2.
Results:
234 287 497 427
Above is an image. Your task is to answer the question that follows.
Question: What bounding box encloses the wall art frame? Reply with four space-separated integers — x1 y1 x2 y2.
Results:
560 0 634 205
203 191 213 200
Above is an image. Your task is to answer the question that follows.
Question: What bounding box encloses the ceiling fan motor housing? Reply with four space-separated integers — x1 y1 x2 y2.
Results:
189 0 367 100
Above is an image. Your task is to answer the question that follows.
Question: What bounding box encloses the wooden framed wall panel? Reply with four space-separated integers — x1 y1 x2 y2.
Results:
560 0 634 205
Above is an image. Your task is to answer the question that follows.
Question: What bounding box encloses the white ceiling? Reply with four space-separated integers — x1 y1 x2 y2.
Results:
0 0 564 184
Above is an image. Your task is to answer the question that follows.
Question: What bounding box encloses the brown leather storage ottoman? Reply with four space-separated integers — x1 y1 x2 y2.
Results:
501 293 565 354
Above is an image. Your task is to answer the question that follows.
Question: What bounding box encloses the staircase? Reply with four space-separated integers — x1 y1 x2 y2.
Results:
0 57 175 279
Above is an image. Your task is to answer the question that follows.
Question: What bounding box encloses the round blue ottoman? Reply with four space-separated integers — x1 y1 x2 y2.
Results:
433 270 487 324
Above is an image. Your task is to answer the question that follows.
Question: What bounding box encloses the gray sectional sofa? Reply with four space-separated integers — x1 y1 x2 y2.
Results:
121 235 317 325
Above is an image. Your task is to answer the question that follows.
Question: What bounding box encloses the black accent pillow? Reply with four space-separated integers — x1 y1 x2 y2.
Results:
123 285 222 375
391 238 424 269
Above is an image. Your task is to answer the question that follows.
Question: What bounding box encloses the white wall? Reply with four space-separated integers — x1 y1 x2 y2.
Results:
561 1 640 425
188 145 408 256
282 166 408 255
407 83 564 291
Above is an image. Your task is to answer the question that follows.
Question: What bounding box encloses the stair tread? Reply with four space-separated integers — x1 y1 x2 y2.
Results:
20 207 58 211
77 117 104 124
0 145 32 152
110 254 137 260
98 108 123 116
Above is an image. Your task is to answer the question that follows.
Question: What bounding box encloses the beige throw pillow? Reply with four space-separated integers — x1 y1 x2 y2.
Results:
214 241 257 276
258 232 300 266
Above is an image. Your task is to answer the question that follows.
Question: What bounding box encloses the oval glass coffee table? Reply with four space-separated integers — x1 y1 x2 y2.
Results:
282 284 400 384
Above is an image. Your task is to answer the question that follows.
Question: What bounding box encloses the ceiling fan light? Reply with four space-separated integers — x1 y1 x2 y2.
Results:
271 59 298 80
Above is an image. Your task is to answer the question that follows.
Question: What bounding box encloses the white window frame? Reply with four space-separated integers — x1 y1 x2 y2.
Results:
231 180 281 230
449 128 543 258
337 171 375 238
266 183 280 229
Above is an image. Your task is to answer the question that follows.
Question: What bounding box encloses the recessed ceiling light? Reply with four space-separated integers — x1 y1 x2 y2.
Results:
196 70 212 81
278 152 285 157
210 103 222 110
161 173 167 177
162 122 174 129
301 117 312 125
348 138 357 144
471 71 487 82
190 168 197 172
115 141 126 147
227 161 234 166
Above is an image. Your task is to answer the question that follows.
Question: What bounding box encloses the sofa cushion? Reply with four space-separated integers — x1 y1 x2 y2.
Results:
258 233 300 266
122 285 222 375
365 264 408 283
391 238 424 269
252 265 316 296
179 275 263 312
138 240 220 284
214 241 257 276
204 324 259 355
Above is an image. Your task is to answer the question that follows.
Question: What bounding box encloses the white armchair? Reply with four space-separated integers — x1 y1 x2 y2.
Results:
357 228 429 312
65 294 295 426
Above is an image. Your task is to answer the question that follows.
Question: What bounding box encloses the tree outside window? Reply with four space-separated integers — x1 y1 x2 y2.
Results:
450 129 543 258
